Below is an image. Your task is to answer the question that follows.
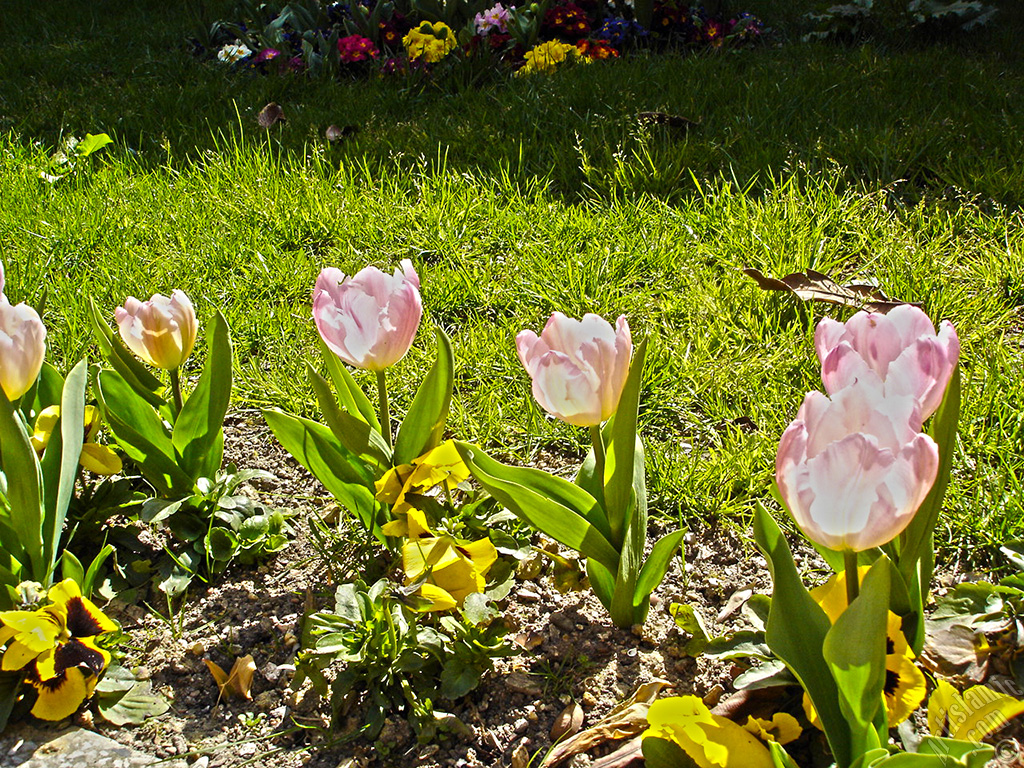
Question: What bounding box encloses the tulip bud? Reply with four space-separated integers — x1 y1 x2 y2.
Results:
114 290 198 370
815 305 959 421
0 300 47 401
775 380 939 552
312 260 422 371
516 312 632 427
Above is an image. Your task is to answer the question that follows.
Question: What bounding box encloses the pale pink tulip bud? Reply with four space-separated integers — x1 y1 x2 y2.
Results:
312 260 422 371
516 312 632 427
0 301 47 401
815 305 959 420
115 290 198 370
775 380 939 552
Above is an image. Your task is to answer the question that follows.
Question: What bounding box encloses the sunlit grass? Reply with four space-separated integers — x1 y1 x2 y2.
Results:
1 0 1022 566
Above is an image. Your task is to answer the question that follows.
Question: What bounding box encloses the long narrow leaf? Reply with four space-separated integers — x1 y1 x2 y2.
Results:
394 327 454 466
0 389 45 580
604 339 646 547
172 312 232 481
753 504 850 768
96 370 192 497
585 558 614 612
262 409 382 541
43 360 87 578
319 338 379 429
611 436 647 627
308 363 391 473
823 559 889 756
634 529 686 613
455 442 619 573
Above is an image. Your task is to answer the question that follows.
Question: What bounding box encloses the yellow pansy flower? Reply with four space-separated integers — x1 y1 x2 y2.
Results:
743 712 801 745
376 441 470 538
0 579 118 720
643 695 775 768
31 405 122 475
402 536 498 611
802 570 927 728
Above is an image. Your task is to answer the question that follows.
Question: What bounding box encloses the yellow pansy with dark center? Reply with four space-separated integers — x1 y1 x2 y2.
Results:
802 570 927 728
0 580 118 721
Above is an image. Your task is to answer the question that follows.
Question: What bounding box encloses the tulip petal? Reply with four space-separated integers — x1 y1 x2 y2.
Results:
312 263 422 371
0 301 47 401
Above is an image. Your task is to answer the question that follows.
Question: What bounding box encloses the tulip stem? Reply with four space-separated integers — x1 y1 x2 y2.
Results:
169 368 184 416
590 425 606 508
376 370 392 450
844 550 860 606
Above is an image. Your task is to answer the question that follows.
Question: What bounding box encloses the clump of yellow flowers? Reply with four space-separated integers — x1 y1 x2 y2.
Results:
518 40 579 75
403 21 458 63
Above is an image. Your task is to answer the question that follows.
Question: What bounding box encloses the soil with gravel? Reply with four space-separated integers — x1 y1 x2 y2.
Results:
10 411 984 768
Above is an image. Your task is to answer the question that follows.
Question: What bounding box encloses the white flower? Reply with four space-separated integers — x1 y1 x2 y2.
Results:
217 41 253 64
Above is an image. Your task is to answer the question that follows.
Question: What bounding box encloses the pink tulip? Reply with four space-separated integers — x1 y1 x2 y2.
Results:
815 305 959 420
115 290 198 370
516 312 632 427
312 260 422 371
0 301 47 401
775 380 939 552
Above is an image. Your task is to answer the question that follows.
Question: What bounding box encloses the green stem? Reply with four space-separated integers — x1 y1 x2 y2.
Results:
844 550 860 607
169 367 184 417
376 369 391 450
590 424 606 509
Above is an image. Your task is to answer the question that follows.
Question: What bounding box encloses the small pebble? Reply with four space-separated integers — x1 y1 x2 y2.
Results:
516 588 541 603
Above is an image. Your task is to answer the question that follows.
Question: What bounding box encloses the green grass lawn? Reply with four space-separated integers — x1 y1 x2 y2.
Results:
1 0 1022 564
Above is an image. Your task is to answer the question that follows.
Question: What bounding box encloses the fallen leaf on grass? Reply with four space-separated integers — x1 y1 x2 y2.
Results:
206 654 256 700
539 679 671 767
742 267 911 313
257 102 285 129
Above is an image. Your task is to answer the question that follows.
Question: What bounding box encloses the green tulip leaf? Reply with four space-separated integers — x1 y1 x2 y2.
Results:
823 558 889 753
753 503 850 768
604 338 647 546
96 370 192 497
394 326 454 466
635 528 685 613
83 544 115 600
319 337 379 429
44 360 87 573
586 558 615 612
27 362 64 416
263 409 383 542
0 387 45 580
611 490 644 627
88 297 167 408
455 441 619 574
172 312 231 482
308 362 391 473
641 736 701 768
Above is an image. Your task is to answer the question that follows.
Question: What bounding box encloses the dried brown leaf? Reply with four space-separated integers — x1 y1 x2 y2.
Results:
205 654 256 701
742 267 912 313
920 624 991 684
550 701 585 741
539 679 671 767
